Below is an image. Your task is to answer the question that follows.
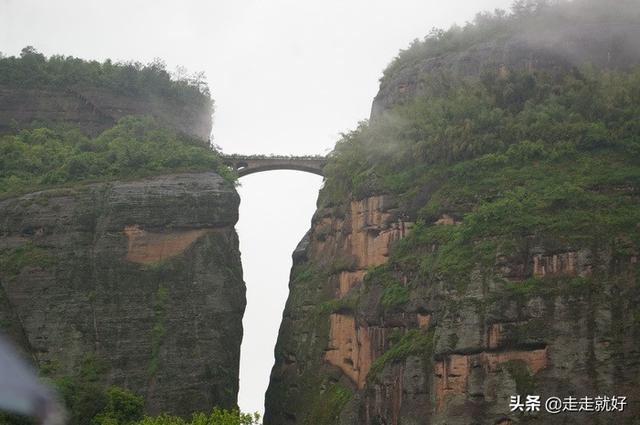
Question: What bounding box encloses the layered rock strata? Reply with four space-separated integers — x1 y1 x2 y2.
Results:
0 172 244 416
265 192 640 424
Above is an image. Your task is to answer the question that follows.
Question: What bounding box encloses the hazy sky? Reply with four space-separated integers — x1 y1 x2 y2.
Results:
1 0 514 416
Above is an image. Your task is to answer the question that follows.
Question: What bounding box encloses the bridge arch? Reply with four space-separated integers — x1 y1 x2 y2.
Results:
222 155 326 178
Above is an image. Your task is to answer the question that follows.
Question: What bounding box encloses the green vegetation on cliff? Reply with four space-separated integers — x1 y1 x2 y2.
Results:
324 68 640 204
367 329 435 384
382 0 640 82
136 410 260 425
1 398 260 425
1 303 251 425
0 47 211 109
318 69 640 367
0 243 57 278
0 116 236 197
0 47 226 197
253 3 640 425
0 47 242 425
57 383 144 425
267 2 640 423
323 66 640 269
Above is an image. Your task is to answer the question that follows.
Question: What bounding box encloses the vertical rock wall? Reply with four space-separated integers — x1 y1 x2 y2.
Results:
264 192 640 424
0 172 245 416
0 86 212 140
265 8 640 424
264 195 420 424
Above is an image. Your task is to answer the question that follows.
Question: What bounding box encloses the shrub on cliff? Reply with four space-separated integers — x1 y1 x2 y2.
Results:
322 67 640 205
135 409 260 425
320 65 640 310
0 47 211 110
0 116 236 197
91 387 145 425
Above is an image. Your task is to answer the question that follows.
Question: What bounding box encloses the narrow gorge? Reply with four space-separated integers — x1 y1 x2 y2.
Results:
1 1 640 424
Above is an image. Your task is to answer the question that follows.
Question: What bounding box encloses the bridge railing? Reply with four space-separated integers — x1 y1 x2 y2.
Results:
222 154 326 161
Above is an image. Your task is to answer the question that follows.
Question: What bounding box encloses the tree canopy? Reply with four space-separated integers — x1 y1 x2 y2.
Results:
323 67 640 204
0 47 212 110
0 116 236 197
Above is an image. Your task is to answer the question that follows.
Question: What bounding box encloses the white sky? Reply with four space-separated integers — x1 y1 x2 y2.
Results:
0 0 514 417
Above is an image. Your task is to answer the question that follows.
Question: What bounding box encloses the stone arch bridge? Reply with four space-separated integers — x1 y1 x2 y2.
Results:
222 154 326 177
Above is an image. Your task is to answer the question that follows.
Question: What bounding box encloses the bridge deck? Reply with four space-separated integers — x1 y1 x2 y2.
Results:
222 154 326 177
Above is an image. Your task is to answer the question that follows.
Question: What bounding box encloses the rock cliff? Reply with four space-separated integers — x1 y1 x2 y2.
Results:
0 85 212 140
371 19 640 119
265 191 640 424
264 3 640 424
0 172 245 416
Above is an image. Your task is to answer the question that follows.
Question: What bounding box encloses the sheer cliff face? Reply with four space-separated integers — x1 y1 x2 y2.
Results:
0 86 212 140
265 193 640 425
0 172 244 416
264 9 640 424
264 196 419 424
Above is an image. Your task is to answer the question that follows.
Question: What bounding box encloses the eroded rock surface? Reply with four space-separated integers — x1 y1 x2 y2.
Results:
265 8 640 424
0 172 244 416
264 190 640 425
